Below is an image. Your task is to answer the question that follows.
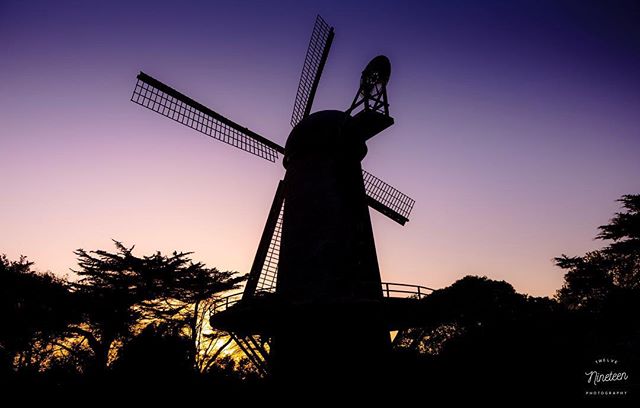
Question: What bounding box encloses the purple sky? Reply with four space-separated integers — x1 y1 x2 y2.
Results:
1 0 639 296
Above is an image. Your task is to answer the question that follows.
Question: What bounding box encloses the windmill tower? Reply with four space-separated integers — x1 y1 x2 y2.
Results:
130 15 419 383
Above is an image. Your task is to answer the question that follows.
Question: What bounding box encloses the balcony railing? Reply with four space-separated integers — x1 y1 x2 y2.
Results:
209 282 434 316
381 282 434 300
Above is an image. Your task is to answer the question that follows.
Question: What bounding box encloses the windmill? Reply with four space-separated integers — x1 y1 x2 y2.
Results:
130 15 426 383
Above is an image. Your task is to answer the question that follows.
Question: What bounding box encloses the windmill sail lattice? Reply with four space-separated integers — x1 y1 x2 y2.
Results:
243 181 285 299
254 201 283 294
362 169 415 225
132 72 283 162
290 15 335 127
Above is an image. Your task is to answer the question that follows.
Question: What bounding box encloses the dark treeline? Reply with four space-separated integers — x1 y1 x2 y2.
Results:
389 194 640 400
1 194 638 399
0 242 254 392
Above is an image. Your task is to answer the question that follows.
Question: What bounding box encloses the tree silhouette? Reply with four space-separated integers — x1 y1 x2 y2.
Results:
555 252 615 311
556 194 640 309
597 194 640 288
394 195 640 399
393 276 555 353
111 323 194 389
155 253 245 372
0 254 77 374
391 276 578 398
66 240 244 374
551 194 640 399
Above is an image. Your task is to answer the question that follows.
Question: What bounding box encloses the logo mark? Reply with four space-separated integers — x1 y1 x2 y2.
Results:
584 358 630 398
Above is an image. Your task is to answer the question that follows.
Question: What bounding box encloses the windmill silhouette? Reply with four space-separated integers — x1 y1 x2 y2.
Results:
131 15 429 383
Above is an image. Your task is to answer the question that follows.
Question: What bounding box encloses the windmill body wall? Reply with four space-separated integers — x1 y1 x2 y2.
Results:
273 110 390 382
280 109 382 302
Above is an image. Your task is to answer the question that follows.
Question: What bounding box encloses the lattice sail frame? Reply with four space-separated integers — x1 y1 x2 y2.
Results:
132 72 283 162
362 169 415 225
242 181 286 299
290 15 335 127
255 201 283 293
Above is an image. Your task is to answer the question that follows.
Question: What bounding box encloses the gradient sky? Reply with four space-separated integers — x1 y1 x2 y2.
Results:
1 0 639 296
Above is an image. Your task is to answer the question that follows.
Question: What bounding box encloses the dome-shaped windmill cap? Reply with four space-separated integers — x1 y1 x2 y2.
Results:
361 55 391 90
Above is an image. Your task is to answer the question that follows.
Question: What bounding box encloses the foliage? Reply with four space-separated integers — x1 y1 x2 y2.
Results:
63 240 244 373
556 194 640 309
0 254 77 373
390 194 640 398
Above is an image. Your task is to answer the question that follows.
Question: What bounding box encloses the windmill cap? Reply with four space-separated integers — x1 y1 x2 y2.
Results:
361 55 391 90
284 110 367 167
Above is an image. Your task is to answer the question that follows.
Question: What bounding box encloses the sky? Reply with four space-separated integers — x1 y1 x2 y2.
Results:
1 0 639 296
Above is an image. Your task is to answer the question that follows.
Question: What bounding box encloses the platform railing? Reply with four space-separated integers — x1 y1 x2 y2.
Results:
209 282 434 316
381 282 434 300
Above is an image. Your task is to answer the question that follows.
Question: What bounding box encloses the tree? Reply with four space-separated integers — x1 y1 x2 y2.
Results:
553 194 640 389
555 252 614 310
597 194 640 288
390 276 573 398
66 240 244 374
149 250 245 372
0 254 77 373
556 194 640 309
393 276 547 354
111 323 194 387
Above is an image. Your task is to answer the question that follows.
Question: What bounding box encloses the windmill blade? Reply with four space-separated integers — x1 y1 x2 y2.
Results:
243 180 285 299
131 72 284 162
290 15 335 127
363 169 415 225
